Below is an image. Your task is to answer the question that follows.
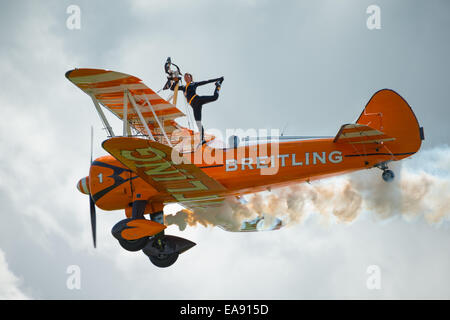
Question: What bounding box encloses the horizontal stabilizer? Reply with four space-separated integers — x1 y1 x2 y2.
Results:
334 123 395 144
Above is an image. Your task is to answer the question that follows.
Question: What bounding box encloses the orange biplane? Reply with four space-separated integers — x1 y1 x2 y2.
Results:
66 61 424 267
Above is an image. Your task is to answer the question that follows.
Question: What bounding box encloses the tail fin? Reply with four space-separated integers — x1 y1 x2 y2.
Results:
353 89 423 159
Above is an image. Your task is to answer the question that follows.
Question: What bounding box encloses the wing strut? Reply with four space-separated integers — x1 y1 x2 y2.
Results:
89 94 115 137
126 90 156 141
143 94 173 147
122 89 132 137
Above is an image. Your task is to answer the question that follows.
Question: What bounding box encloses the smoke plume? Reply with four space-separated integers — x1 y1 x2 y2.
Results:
165 146 450 231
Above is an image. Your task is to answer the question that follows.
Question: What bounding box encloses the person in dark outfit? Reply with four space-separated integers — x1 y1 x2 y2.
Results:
172 73 224 143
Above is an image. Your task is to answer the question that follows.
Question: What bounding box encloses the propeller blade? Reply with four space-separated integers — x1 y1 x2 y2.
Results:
90 125 93 164
89 125 96 248
90 195 97 248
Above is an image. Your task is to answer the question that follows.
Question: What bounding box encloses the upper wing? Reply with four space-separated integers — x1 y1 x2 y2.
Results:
102 137 226 203
334 123 395 144
66 68 185 145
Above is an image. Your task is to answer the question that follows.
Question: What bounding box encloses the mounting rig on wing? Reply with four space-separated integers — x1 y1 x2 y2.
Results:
162 57 183 106
163 57 182 87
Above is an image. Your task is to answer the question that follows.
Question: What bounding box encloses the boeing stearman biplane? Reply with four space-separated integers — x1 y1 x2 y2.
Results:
66 59 424 268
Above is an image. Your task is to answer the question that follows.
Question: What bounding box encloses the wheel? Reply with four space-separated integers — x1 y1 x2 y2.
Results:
112 218 150 251
382 169 395 182
149 252 179 268
118 237 148 252
143 236 180 268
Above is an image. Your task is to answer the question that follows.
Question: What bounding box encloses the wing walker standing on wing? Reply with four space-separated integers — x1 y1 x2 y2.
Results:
163 57 224 145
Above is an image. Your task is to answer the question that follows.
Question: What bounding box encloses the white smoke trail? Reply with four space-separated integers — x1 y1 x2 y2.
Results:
165 146 450 230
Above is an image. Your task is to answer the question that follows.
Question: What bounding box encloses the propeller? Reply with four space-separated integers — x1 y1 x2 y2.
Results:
89 126 96 248
90 195 97 248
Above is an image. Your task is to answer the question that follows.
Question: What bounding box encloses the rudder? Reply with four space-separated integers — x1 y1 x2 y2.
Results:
356 89 424 159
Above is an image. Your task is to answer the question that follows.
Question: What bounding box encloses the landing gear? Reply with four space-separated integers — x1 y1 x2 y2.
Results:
142 235 196 268
119 238 149 252
111 218 149 251
375 162 395 183
111 200 150 251
149 253 179 268
111 206 196 268
382 169 395 182
145 237 179 268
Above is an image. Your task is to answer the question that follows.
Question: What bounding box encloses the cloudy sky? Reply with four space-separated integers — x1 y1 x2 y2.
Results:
0 0 449 299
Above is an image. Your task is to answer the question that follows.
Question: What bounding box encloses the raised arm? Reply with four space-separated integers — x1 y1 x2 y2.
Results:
196 77 222 87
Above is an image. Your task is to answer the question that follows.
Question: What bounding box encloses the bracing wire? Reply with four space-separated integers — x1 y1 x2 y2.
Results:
183 95 194 131
176 77 194 131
